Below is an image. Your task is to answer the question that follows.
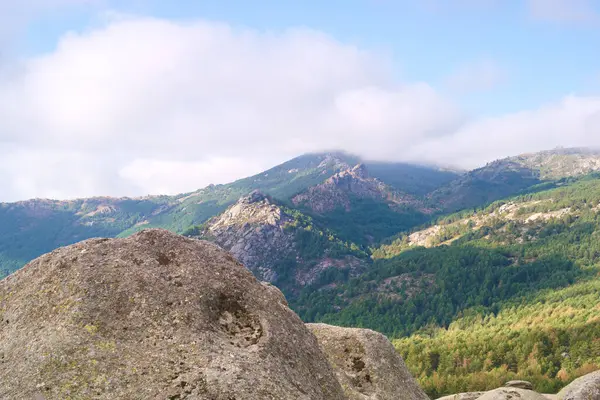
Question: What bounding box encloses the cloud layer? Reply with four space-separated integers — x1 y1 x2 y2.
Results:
0 16 599 201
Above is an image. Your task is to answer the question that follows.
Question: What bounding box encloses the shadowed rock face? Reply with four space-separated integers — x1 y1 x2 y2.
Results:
0 229 345 400
307 323 429 400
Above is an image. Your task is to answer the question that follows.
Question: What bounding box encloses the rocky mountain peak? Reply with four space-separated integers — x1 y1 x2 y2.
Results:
208 190 284 231
292 163 425 214
239 189 270 205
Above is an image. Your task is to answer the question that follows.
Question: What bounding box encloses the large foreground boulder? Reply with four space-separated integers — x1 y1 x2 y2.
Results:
558 370 600 400
307 323 429 400
0 229 345 400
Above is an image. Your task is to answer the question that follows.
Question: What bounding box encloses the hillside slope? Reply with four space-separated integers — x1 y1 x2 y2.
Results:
429 147 600 212
295 173 600 397
291 164 434 245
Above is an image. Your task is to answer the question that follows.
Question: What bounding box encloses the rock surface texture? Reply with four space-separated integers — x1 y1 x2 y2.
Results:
307 323 429 400
477 388 551 400
557 370 600 400
291 164 426 214
504 380 534 390
201 190 297 282
199 190 365 287
436 393 486 400
0 229 346 400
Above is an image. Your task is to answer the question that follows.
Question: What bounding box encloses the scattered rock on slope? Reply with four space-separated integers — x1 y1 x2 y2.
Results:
0 229 345 400
307 323 429 400
504 380 534 390
557 369 600 400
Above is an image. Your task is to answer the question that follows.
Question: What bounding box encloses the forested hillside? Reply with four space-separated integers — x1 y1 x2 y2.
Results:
293 173 600 397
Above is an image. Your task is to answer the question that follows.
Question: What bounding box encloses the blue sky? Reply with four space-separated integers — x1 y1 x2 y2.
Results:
21 0 599 113
0 0 599 200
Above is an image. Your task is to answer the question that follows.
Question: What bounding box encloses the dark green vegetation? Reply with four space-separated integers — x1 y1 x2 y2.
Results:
293 173 600 396
308 196 430 246
362 161 459 196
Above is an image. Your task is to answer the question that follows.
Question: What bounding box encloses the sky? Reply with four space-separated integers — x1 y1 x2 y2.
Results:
0 0 599 201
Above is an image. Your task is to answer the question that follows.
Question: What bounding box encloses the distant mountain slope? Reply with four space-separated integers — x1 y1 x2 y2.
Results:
0 151 453 276
117 152 361 236
429 147 600 212
0 196 170 276
2 147 599 278
365 161 460 196
512 147 600 179
291 164 434 245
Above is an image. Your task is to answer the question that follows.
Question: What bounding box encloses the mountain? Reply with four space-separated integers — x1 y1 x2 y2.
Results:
0 151 453 277
291 163 435 245
187 190 368 294
429 147 600 212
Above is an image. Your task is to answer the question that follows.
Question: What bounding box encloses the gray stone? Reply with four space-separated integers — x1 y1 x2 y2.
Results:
558 370 600 400
478 388 549 400
0 229 345 400
307 323 429 400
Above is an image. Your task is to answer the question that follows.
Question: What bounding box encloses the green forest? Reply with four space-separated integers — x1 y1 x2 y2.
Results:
291 173 600 397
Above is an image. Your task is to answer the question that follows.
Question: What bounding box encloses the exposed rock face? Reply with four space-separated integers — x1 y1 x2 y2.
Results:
478 388 549 400
0 229 346 400
307 323 429 400
202 190 296 282
292 164 424 213
557 370 600 400
199 191 365 288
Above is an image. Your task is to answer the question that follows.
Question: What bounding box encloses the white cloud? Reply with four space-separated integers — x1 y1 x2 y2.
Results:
0 16 599 201
445 59 505 93
118 157 266 195
0 17 462 200
528 0 600 23
406 95 600 169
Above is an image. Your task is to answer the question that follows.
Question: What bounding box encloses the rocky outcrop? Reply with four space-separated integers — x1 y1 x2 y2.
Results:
292 164 424 213
201 190 296 282
307 323 429 400
198 191 365 288
478 388 548 400
0 229 346 400
557 370 600 400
